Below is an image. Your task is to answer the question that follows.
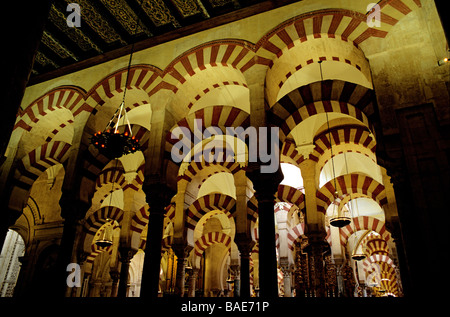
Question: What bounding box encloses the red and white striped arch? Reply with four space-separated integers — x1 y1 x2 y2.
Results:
339 216 391 247
287 223 306 251
310 126 376 164
84 64 163 111
316 173 387 213
257 3 422 106
274 101 372 143
193 231 232 267
275 184 305 212
186 193 236 230
364 237 390 257
83 206 124 236
14 86 86 132
13 141 71 191
163 40 256 88
166 105 250 163
84 242 114 273
177 155 243 184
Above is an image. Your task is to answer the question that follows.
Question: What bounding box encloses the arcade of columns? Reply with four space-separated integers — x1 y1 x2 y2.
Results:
1 0 448 298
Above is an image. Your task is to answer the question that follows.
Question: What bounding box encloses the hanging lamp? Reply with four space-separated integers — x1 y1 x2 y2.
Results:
96 218 114 248
90 10 142 159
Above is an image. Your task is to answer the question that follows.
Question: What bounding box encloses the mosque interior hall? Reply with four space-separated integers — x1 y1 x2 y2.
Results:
0 0 449 300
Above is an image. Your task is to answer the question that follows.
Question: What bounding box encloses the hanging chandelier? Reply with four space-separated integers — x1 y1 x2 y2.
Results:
91 101 140 159
90 10 141 159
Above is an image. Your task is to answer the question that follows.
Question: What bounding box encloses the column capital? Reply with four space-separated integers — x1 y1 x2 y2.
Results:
279 257 293 273
109 269 120 281
299 159 317 179
234 233 255 256
305 226 327 244
142 181 176 212
172 243 193 259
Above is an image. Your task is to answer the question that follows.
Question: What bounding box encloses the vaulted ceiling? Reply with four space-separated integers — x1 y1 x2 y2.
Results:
30 0 300 85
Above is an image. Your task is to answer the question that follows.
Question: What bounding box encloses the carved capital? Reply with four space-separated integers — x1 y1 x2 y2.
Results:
142 181 175 212
172 243 193 259
246 163 283 201
234 233 255 257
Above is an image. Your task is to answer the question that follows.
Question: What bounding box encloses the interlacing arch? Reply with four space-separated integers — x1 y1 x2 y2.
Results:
186 193 236 230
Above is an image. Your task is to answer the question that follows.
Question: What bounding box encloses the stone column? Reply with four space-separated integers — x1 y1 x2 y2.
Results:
109 269 120 297
305 233 327 297
140 183 175 298
117 247 135 297
187 268 199 297
0 209 21 256
173 244 192 297
334 258 346 297
57 192 89 297
235 234 254 298
247 163 283 298
280 263 292 297
230 264 240 297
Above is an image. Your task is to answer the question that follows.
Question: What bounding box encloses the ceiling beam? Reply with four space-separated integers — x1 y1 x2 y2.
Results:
28 0 301 86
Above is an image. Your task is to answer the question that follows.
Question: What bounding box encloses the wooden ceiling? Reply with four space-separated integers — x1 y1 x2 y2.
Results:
30 0 300 85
